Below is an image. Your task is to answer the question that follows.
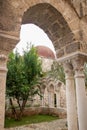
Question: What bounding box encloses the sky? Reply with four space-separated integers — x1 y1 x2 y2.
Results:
14 24 56 55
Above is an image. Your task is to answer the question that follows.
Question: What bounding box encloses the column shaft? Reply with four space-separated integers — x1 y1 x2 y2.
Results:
56 92 60 108
48 92 51 107
51 92 54 108
72 57 87 130
41 93 44 107
0 55 7 129
64 62 78 130
74 70 87 130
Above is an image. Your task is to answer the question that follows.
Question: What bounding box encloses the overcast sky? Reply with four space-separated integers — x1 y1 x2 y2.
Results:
14 24 56 55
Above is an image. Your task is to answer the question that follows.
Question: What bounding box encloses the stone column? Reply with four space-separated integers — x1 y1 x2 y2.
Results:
51 92 54 108
55 84 61 108
48 91 54 108
56 91 60 108
48 91 51 107
41 93 45 107
63 62 78 130
50 92 52 107
72 58 87 130
0 54 7 129
40 88 45 107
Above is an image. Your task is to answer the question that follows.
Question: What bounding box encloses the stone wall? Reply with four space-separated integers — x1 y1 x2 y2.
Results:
6 107 67 119
40 57 54 72
29 78 66 109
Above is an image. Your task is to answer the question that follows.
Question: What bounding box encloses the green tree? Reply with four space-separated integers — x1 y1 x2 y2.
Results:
48 61 65 84
6 46 43 120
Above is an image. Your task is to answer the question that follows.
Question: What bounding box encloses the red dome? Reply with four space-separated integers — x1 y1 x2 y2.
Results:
35 45 55 59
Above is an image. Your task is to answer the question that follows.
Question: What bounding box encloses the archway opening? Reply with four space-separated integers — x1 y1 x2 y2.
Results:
5 2 77 128
22 3 74 59
14 23 56 58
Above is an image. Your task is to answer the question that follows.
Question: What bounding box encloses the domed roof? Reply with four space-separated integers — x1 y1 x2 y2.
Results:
35 45 55 59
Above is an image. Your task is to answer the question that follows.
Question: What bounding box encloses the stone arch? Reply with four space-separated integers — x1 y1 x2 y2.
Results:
41 84 46 93
47 82 55 108
39 83 46 107
55 81 66 108
22 2 80 58
0 0 80 57
47 82 54 92
0 0 79 32
55 81 62 92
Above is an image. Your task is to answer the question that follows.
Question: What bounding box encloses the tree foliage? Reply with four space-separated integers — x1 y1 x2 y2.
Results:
6 46 43 120
47 61 65 84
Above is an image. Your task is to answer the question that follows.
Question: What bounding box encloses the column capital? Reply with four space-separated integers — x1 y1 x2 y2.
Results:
71 56 86 78
0 54 8 64
63 61 73 78
0 54 8 72
0 54 7 61
0 30 19 55
40 85 46 94
71 56 85 71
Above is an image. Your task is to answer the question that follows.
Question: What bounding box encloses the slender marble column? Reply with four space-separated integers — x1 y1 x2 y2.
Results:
48 88 53 108
41 93 45 107
56 92 60 108
0 55 7 130
40 87 45 107
48 91 50 107
63 62 78 130
51 92 54 108
55 83 61 108
72 58 87 130
49 92 52 108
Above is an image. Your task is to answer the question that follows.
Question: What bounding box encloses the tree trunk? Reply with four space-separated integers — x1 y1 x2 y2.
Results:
9 98 17 120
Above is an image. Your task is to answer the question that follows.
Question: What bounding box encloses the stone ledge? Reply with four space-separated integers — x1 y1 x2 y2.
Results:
57 51 87 63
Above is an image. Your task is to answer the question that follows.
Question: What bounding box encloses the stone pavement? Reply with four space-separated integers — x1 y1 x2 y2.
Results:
6 119 68 130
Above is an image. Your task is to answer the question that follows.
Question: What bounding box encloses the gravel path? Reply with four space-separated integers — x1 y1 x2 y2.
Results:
6 119 68 130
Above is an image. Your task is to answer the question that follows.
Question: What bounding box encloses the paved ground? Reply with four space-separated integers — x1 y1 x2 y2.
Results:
6 119 68 130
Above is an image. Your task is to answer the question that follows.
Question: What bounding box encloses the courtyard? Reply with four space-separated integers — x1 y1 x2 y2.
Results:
0 0 87 130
